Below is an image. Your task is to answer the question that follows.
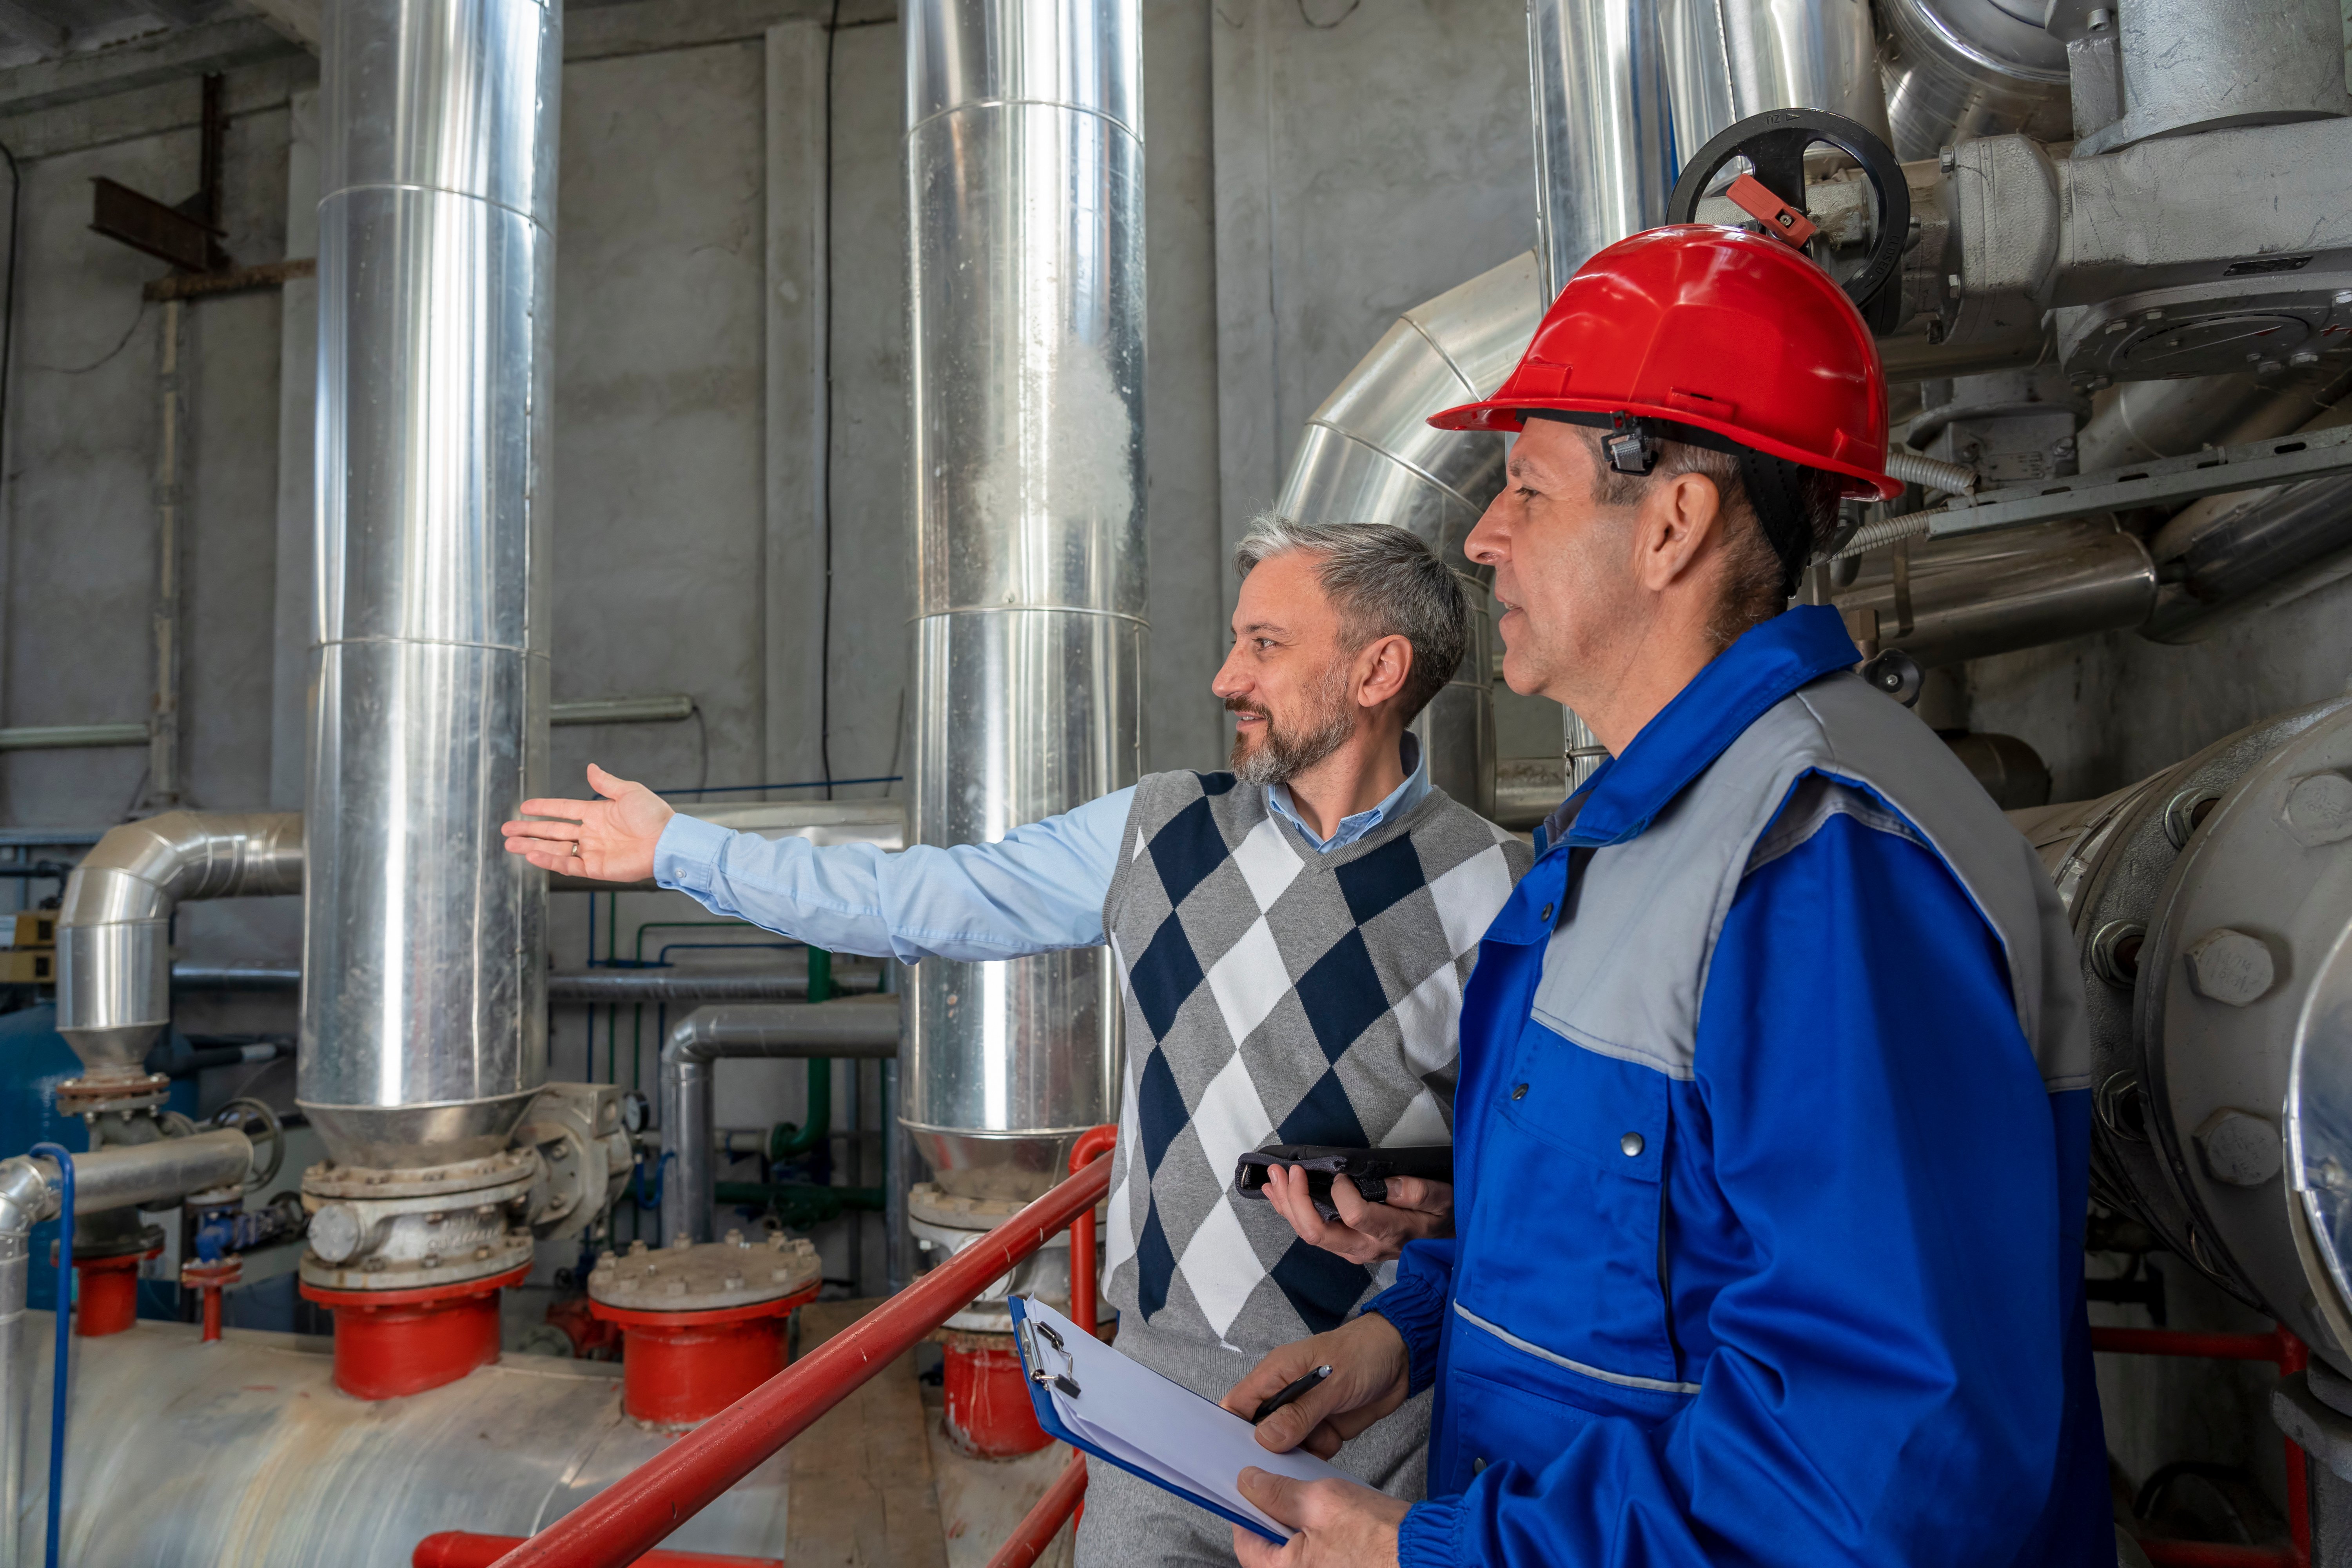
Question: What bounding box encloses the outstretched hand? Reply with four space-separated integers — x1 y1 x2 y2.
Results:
501 764 675 883
1260 1165 1452 1265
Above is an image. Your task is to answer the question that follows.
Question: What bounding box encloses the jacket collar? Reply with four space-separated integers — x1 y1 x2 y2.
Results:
1542 605 1861 851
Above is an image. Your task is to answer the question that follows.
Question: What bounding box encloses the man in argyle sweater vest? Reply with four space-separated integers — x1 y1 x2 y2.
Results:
1096 765 1527 1555
504 518 1530 1567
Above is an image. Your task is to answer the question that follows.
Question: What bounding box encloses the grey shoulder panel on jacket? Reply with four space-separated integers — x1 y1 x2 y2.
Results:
1528 673 2090 1091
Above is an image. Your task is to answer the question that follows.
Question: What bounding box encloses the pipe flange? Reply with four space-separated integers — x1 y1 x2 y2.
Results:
55 1073 172 1117
588 1230 820 1314
298 1225 534 1294
60 1224 165 1263
301 1147 538 1201
300 1152 540 1292
907 1183 1083 1237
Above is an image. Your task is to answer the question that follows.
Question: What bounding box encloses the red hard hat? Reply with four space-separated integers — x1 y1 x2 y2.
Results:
1431 225 1900 501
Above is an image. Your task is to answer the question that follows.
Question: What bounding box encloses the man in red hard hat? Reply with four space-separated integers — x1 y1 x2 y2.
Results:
1218 224 2111 1568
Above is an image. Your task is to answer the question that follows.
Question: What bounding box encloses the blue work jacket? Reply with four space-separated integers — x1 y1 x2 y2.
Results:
1365 608 2111 1568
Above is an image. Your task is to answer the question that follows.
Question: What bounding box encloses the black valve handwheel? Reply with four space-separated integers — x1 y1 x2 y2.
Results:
1666 108 1911 326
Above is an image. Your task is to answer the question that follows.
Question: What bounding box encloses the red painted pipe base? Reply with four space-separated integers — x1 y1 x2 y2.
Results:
73 1250 156 1337
941 1330 1051 1459
590 1286 818 1427
412 1532 782 1568
302 1266 529 1399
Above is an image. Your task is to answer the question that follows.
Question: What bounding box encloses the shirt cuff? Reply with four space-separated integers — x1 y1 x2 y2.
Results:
653 812 732 896
1362 1270 1446 1396
1397 1501 1462 1568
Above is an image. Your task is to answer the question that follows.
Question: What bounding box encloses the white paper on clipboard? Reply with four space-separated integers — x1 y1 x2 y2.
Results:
1011 1296 1344 1541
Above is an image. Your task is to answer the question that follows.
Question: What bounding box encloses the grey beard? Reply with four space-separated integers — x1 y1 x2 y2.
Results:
1229 674 1355 788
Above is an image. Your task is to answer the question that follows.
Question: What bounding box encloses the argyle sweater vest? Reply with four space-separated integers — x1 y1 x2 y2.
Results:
1098 769 1531 1365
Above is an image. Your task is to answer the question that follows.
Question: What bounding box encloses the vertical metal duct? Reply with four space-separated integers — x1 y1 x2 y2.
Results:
301 0 559 1171
1656 0 1892 172
902 0 1146 1201
1528 0 1677 301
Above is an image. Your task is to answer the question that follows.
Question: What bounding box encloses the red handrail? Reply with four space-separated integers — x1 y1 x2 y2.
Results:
982 1450 1090 1568
488 1150 1115 1568
1067 1124 1118 1341
2093 1323 2309 1568
417 1536 779 1568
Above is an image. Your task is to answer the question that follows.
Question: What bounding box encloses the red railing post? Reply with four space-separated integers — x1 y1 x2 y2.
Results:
1067 1124 1117 1341
982 1450 1089 1568
2091 1322 2311 1568
487 1153 1114 1568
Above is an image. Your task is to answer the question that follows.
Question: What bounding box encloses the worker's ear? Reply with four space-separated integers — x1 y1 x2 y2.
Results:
1352 632 1414 712
1633 469 1726 592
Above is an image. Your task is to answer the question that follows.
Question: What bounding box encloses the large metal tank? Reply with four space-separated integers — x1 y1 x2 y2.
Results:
12 1318 789 1566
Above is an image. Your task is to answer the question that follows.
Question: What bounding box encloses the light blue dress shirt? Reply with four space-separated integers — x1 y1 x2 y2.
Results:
652 735 1431 964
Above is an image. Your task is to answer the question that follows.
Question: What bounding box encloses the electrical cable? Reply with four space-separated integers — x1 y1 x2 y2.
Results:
818 0 843 802
28 1141 71 1568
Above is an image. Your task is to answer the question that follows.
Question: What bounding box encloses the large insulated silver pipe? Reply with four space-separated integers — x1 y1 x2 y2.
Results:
1658 0 1892 163
302 0 559 1171
1274 253 1545 818
659 1000 901 1243
902 0 1145 1202
1529 0 1675 300
1871 0 2068 162
54 812 301 1078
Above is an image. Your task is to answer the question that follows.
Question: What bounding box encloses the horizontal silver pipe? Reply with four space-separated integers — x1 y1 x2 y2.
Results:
548 695 694 726
661 1000 902 1243
1832 517 2158 667
58 813 303 1076
0 725 146 753
0 1132 253 1225
0 698 682 752
168 965 888 1005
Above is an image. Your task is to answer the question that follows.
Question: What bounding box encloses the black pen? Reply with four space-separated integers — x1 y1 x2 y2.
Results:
1250 1364 1332 1425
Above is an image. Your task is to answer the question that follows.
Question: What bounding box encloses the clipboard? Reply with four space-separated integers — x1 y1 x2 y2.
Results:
1008 1295 1341 1545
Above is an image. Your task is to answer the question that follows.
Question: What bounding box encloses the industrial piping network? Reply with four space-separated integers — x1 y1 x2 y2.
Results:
13 0 2352 1561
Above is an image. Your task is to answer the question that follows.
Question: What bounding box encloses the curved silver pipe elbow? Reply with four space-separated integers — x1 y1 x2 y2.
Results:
56 812 303 1076
658 999 901 1243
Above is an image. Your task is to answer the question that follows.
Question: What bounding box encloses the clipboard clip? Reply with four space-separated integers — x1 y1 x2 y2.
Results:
1016 1310 1083 1399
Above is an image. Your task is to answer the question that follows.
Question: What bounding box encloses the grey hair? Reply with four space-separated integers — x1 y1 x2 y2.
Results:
1232 516 1470 722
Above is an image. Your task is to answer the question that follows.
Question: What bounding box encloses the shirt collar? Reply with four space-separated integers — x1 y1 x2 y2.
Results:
1269 732 1430 854
1543 605 1861 850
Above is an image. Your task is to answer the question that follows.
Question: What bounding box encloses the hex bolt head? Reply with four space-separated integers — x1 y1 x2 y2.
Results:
724 1229 744 1247
2185 927 2276 1006
2195 1108 2283 1187
2283 773 2352 847
670 1234 692 1250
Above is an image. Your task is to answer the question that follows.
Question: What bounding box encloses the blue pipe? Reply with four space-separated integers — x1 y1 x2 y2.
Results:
27 1142 70 1568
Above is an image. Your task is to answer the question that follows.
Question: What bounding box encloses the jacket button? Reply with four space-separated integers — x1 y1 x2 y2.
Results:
1539 903 1553 922
1512 1083 1527 1101
1620 1132 1645 1157
1472 1456 1487 1474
